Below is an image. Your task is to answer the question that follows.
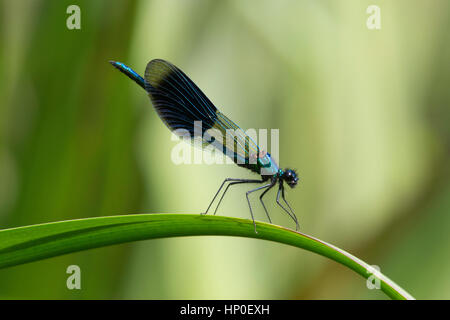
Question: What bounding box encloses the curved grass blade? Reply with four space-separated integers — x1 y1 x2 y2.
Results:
0 213 414 300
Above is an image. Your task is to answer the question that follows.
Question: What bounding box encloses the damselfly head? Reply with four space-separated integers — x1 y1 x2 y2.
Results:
282 169 299 188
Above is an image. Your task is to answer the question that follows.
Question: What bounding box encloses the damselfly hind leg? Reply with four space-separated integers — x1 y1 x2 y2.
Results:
214 181 254 215
203 178 262 215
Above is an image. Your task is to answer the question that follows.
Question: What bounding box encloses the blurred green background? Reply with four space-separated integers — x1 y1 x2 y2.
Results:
0 0 449 299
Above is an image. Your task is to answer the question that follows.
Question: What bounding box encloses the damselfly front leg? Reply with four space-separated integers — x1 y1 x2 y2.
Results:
276 183 299 231
281 184 299 230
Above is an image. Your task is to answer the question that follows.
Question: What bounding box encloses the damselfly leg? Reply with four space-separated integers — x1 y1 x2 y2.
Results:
214 181 259 215
281 184 299 229
276 183 299 231
203 178 262 215
259 179 277 223
246 183 273 233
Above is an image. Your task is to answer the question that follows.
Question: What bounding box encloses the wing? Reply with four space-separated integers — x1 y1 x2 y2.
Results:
144 59 263 170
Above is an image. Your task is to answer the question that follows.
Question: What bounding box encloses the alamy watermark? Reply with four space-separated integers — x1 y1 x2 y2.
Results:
66 5 81 30
366 5 381 30
366 265 381 290
66 265 81 290
169 121 280 175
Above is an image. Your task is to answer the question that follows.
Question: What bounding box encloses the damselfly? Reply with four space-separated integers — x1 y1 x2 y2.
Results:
110 59 300 232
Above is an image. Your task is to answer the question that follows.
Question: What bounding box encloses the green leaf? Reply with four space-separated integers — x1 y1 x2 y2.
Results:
0 213 414 300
